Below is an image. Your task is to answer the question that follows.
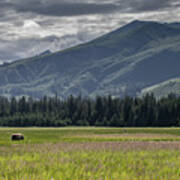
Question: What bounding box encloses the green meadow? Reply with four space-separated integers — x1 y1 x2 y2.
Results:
0 128 180 180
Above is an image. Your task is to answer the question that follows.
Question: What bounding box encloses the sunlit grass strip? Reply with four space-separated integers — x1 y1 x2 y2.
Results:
1 136 180 147
60 136 180 143
1 127 180 146
0 149 180 180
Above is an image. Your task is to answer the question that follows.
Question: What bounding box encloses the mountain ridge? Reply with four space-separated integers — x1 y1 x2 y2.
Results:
0 20 180 98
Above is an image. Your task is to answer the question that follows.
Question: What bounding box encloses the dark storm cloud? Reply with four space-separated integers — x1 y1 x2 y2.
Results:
0 0 179 17
0 1 12 8
0 0 120 17
0 1 11 17
129 0 174 12
17 3 119 16
0 0 180 62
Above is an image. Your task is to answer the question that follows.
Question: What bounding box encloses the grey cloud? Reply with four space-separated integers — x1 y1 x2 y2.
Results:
0 0 179 18
18 3 118 16
0 34 93 62
3 0 120 16
0 1 12 8
128 0 178 12
0 0 180 63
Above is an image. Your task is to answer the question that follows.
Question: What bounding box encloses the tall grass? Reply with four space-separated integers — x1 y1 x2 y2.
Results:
0 128 180 179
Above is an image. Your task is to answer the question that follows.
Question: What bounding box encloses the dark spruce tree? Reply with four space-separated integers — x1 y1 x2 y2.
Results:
0 93 179 127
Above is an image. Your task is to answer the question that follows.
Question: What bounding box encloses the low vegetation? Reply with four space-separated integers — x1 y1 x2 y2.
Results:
0 128 180 179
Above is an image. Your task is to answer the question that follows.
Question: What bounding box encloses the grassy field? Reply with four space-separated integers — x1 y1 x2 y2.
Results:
0 127 180 180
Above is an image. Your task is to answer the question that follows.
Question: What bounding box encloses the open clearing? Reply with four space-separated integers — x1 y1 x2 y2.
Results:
0 128 180 180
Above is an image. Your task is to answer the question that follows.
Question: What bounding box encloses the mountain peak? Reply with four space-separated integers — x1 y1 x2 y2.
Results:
39 50 52 56
112 20 147 34
0 20 180 98
123 20 165 30
129 20 146 25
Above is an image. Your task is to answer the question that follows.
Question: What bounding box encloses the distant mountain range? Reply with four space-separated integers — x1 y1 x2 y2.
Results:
0 20 180 98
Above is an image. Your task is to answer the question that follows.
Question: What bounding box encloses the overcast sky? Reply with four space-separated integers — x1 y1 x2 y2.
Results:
0 0 180 63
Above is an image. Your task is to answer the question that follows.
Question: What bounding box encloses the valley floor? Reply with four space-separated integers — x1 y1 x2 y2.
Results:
0 128 180 180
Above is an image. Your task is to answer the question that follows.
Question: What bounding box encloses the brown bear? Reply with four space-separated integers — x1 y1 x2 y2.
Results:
11 133 24 141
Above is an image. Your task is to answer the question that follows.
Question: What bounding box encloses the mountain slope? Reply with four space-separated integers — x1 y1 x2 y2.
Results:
140 78 180 99
0 20 180 98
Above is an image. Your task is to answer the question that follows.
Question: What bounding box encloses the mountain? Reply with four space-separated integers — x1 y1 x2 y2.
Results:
38 50 52 56
140 78 180 99
0 20 180 98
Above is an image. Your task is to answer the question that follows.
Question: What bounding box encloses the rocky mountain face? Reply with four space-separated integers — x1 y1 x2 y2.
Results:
0 20 180 98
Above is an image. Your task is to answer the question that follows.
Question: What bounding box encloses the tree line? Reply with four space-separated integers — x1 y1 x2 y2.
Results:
0 94 179 127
